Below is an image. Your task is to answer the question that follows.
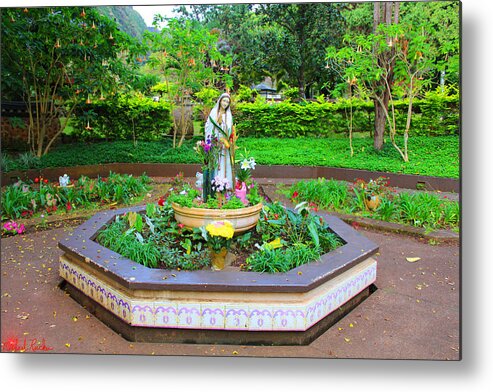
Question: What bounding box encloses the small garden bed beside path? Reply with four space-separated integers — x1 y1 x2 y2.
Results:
262 181 459 244
2 174 459 243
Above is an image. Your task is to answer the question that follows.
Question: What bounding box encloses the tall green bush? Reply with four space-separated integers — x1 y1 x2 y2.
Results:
235 92 459 138
73 94 172 141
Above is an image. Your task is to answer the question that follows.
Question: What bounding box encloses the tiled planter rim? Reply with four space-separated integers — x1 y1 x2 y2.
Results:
59 205 378 293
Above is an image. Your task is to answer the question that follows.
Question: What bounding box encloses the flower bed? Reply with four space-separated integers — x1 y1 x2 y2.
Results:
287 177 459 231
0 172 152 235
96 199 343 273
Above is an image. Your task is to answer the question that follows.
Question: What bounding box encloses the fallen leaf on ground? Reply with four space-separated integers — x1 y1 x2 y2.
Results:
406 257 421 263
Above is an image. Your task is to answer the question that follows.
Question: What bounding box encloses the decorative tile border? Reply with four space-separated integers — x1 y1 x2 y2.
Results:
60 256 376 332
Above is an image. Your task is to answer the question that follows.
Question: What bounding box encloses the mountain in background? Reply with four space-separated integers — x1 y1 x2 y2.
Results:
97 6 148 40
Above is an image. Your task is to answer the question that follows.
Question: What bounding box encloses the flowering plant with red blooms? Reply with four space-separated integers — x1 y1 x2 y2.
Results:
308 202 319 212
21 210 34 218
158 196 165 206
66 202 72 212
46 205 58 214
352 177 393 197
291 191 299 200
34 177 40 183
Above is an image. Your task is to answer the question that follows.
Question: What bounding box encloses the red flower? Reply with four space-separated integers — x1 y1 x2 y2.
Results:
34 177 39 183
178 223 185 229
44 179 49 184
309 202 319 212
66 202 72 211
292 191 299 199
158 197 165 206
101 178 107 182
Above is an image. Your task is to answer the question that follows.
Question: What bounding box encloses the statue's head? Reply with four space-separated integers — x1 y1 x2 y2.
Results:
219 95 230 111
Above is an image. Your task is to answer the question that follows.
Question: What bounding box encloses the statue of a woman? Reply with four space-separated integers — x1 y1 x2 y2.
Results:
204 93 235 190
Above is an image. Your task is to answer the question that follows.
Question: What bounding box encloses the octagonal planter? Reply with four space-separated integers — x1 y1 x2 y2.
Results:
172 202 263 234
58 204 378 345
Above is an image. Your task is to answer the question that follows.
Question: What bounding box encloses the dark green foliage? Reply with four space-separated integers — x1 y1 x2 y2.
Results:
246 201 343 273
97 203 212 270
244 244 322 274
0 183 35 219
289 178 460 230
235 93 459 138
73 94 172 141
1 172 151 220
0 153 16 172
96 201 343 273
1 7 145 156
97 218 161 268
97 6 148 40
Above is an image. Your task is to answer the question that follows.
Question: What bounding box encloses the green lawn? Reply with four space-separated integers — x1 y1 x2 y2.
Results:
4 136 459 178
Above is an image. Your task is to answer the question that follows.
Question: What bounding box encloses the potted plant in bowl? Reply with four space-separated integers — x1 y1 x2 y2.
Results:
354 177 391 211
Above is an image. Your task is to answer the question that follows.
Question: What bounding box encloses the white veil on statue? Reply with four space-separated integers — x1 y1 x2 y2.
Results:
204 93 234 189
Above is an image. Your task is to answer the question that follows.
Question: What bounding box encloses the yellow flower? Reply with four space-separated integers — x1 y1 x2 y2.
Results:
220 137 230 148
206 220 234 239
264 237 283 250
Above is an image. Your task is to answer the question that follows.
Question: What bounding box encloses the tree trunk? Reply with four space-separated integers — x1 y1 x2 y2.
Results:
373 96 387 150
372 1 399 151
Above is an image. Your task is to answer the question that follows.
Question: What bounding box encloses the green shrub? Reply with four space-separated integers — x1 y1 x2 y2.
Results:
73 94 173 141
235 90 459 138
0 152 16 172
235 85 257 102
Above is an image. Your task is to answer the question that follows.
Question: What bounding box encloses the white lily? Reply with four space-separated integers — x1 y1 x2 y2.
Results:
241 159 251 170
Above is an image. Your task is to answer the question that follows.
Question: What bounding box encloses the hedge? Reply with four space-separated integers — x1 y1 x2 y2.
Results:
72 94 173 141
235 90 459 138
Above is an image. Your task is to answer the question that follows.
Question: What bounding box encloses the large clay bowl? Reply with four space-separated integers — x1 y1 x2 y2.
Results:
171 202 263 234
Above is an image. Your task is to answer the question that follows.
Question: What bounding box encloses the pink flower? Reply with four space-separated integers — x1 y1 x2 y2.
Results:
16 224 25 234
177 223 185 229
3 222 12 231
